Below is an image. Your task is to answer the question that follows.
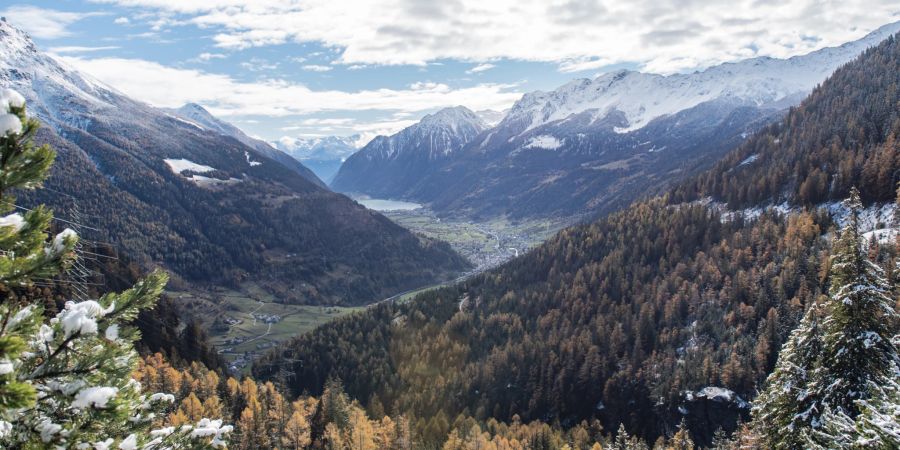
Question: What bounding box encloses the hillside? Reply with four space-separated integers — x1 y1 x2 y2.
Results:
166 103 326 188
671 36 900 208
0 19 469 306
254 29 900 444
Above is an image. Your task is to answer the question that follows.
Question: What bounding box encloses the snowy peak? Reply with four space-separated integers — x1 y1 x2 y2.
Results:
502 21 900 134
418 106 487 131
359 106 486 161
0 18 121 123
330 106 489 194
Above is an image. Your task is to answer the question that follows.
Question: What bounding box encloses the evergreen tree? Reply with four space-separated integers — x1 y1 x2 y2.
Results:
750 300 825 448
0 90 231 448
752 188 899 448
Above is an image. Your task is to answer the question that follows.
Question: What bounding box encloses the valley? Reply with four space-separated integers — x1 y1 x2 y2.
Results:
169 282 364 373
381 207 577 273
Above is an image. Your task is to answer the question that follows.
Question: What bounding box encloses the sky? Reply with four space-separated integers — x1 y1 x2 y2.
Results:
1 1 898 146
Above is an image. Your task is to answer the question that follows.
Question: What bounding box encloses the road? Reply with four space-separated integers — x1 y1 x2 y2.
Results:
375 270 476 306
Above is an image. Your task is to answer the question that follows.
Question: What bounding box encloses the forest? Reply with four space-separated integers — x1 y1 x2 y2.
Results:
253 31 900 446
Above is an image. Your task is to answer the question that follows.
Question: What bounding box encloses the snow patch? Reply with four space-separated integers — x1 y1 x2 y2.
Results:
165 113 205 130
188 175 242 187
244 151 261 167
524 135 563 150
164 158 216 175
0 213 25 231
739 154 760 166
72 386 118 409
57 299 114 338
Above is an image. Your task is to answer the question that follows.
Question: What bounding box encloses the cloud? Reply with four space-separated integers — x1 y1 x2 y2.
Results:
302 64 332 72
557 57 612 73
467 63 495 74
48 46 121 54
114 16 130 24
241 57 279 71
197 52 226 61
57 55 522 117
92 0 900 73
1 5 105 39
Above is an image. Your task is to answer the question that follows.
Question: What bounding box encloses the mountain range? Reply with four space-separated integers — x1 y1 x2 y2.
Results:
0 18 468 305
332 21 900 220
273 134 362 184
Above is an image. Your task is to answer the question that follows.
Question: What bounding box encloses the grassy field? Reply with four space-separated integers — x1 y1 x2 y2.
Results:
170 282 363 372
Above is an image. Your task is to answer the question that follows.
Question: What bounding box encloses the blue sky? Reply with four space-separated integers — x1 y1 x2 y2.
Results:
1 1 898 146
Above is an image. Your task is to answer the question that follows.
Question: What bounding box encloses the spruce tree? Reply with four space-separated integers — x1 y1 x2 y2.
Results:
750 300 826 448
752 188 899 448
0 90 232 448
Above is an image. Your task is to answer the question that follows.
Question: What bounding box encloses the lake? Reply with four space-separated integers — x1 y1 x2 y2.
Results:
353 196 423 211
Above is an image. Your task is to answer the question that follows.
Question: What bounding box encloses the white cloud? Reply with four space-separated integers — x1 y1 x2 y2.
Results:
557 57 612 73
114 16 130 24
91 0 900 73
467 63 495 74
197 52 226 61
48 46 120 54
57 56 522 117
241 58 279 71
1 5 105 39
302 64 332 72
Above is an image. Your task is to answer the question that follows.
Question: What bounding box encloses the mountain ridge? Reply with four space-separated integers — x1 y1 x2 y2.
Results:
165 103 326 188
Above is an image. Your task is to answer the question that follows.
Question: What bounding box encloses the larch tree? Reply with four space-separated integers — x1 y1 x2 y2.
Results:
0 90 232 448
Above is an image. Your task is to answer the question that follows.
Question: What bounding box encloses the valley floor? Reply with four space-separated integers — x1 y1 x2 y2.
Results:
169 282 363 373
381 207 577 272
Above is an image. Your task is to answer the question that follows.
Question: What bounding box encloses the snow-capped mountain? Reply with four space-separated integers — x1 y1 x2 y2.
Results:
331 106 486 196
0 17 467 302
501 20 900 136
395 22 900 219
166 103 325 187
273 135 361 183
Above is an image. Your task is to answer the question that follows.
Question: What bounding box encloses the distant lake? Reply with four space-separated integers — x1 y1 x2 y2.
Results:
353 196 423 211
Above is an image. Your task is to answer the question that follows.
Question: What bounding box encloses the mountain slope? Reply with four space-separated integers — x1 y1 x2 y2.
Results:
255 28 900 445
396 21 900 219
671 35 900 208
331 106 486 197
166 103 326 188
0 18 468 305
274 134 361 183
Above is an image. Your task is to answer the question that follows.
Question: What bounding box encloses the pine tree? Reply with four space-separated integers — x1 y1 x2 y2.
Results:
0 90 231 447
